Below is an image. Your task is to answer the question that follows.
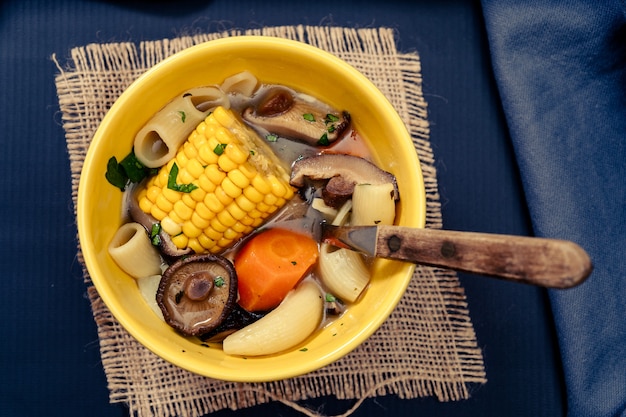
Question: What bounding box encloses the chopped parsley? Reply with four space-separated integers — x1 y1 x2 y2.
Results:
303 113 315 122
178 110 186 123
167 162 198 193
266 133 278 142
317 133 330 146
105 149 157 191
214 276 225 287
291 261 297 266
324 113 340 124
213 143 227 155
325 293 337 303
299 348 308 352
150 223 162 246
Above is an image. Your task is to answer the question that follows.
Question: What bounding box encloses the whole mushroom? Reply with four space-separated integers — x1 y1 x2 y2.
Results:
156 254 238 336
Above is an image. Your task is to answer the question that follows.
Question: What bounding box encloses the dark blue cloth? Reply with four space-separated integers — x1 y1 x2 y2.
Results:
481 1 626 416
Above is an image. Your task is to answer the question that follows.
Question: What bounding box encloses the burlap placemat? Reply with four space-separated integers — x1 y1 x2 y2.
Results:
53 25 486 417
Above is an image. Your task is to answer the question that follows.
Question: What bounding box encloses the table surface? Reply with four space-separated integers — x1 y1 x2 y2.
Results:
0 1 565 416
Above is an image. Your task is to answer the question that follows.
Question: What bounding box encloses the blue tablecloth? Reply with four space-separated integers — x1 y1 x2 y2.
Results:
4 0 622 416
482 1 626 416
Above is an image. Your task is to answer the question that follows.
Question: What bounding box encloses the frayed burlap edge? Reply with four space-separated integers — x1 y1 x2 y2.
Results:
53 25 486 417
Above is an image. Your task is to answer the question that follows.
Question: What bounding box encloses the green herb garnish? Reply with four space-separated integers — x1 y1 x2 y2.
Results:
214 276 225 287
150 223 162 246
167 162 198 193
325 293 337 303
303 113 315 122
299 348 308 352
317 133 330 146
178 110 186 123
213 143 227 155
105 149 157 191
324 113 340 123
266 134 278 142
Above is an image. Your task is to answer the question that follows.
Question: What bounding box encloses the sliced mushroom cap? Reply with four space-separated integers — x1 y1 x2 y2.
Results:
290 153 399 208
127 185 192 258
156 254 238 336
242 87 350 146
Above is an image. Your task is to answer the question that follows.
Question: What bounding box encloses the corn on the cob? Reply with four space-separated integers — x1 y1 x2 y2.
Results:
136 106 295 254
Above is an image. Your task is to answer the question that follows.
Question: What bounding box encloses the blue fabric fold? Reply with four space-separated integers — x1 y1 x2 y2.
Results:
481 1 626 416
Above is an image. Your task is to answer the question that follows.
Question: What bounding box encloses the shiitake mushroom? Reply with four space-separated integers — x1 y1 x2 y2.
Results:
156 254 237 336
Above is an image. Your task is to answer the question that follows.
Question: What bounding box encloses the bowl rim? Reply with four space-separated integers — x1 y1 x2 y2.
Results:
77 35 426 382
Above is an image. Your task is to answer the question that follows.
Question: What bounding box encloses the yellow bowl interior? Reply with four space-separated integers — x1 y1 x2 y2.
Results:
78 36 425 382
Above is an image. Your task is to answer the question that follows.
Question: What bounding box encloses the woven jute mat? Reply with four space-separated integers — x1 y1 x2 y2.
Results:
53 25 486 417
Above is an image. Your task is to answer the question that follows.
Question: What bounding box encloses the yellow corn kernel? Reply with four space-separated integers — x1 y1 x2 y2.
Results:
171 233 188 249
194 202 214 221
162 187 182 204
239 162 258 179
212 105 236 127
217 210 237 228
181 193 197 210
235 194 255 213
186 158 205 178
264 193 278 206
150 204 167 221
228 169 250 189
136 106 294 254
182 221 202 239
187 238 204 254
215 126 234 144
226 201 246 220
198 234 216 251
204 192 224 213
221 177 243 199
210 217 228 233
189 186 206 203
155 193 174 213
161 216 182 236
205 164 226 184
146 185 161 203
223 228 239 240
252 175 271 194
191 212 210 230
232 221 247 233
173 200 193 221
243 185 264 203
138 196 153 214
197 174 217 195
218 154 238 172
177 168 195 185
199 143 219 165
214 186 233 206
225 142 249 165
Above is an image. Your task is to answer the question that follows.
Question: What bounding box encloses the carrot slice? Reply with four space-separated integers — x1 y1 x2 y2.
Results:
234 228 319 312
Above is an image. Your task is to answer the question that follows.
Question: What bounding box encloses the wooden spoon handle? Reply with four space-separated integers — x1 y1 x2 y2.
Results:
375 226 592 288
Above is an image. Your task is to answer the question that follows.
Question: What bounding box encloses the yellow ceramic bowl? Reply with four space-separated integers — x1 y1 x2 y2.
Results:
78 36 425 382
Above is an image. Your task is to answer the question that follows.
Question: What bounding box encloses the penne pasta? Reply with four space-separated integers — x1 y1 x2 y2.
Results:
318 243 370 303
222 279 323 356
350 182 396 226
108 222 163 279
134 87 228 168
318 200 370 302
219 70 259 97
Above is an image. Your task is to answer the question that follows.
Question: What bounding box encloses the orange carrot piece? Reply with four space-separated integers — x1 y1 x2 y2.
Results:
234 228 319 312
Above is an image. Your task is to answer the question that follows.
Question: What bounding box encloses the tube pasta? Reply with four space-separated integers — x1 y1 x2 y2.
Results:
220 71 258 97
108 222 162 279
137 274 164 320
222 279 323 356
350 182 396 226
134 87 229 168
